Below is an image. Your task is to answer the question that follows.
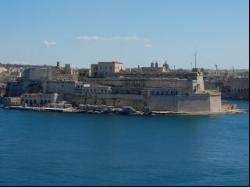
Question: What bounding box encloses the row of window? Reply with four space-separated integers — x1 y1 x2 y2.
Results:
126 83 145 88
21 99 52 105
98 66 114 71
75 88 111 94
150 90 179 96
230 88 249 93
23 95 54 99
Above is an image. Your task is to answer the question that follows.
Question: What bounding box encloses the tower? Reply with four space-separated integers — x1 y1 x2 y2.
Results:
155 61 159 68
194 50 198 69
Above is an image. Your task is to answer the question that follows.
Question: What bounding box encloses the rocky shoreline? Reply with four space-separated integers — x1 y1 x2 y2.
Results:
2 104 245 116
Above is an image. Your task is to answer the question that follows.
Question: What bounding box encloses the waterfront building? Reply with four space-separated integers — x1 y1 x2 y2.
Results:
21 93 58 106
5 79 43 97
63 83 112 106
2 97 21 106
1 61 225 114
45 80 112 105
47 101 72 109
75 69 222 113
204 74 249 100
222 77 249 100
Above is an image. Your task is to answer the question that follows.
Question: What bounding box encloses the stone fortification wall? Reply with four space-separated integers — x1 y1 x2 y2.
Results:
64 92 221 113
177 95 211 113
147 96 178 112
147 94 221 113
64 94 145 110
210 94 222 112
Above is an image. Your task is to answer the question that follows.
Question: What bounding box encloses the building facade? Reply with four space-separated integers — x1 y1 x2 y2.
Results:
222 77 249 100
78 68 91 81
21 93 58 106
91 61 125 77
69 70 221 113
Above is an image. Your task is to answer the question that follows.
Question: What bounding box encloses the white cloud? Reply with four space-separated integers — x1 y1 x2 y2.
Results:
43 40 57 48
77 35 150 42
145 44 153 48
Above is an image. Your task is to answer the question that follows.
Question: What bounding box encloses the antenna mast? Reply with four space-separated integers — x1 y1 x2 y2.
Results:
194 50 198 69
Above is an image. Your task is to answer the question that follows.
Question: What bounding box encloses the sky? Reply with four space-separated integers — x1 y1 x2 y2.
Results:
0 0 249 69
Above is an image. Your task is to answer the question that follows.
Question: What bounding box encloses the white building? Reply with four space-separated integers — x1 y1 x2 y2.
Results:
91 61 125 77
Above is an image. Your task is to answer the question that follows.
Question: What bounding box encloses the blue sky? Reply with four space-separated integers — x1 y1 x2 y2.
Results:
0 0 249 69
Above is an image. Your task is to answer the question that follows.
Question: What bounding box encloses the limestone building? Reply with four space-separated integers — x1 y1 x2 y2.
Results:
127 62 170 74
22 63 78 82
74 69 222 113
78 68 91 81
91 61 125 77
21 93 58 106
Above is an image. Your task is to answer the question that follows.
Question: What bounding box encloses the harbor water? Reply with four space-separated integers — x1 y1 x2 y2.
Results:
0 100 249 186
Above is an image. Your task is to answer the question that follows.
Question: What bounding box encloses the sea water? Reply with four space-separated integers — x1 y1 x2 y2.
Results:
0 100 248 186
